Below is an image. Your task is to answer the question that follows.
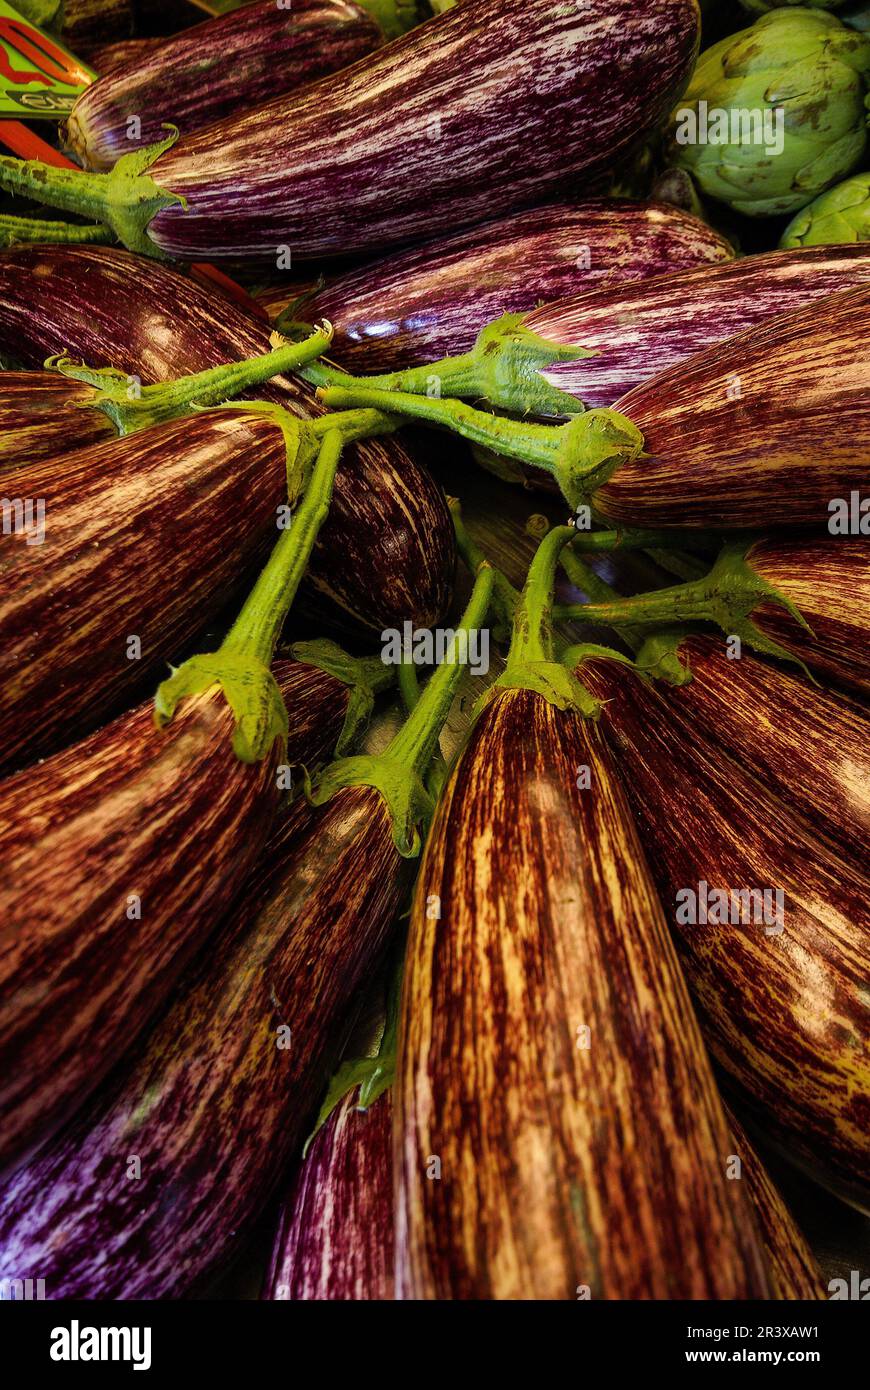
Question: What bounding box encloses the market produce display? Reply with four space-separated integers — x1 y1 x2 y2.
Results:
0 0 867 1314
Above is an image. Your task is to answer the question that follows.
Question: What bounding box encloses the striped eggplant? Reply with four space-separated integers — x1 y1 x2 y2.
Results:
725 1107 825 1301
302 244 870 413
632 634 870 863
0 572 491 1296
82 37 165 75
261 200 734 373
0 0 700 262
0 371 115 470
334 280 870 523
0 404 408 772
396 529 771 1299
65 0 384 174
746 537 870 697
0 245 455 640
522 245 870 411
0 429 355 1172
581 656 870 1212
265 1089 394 1300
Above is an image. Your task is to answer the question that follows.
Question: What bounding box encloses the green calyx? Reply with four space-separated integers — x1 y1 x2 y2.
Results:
290 638 395 756
49 324 333 437
0 214 114 249
671 9 870 217
358 0 423 39
0 131 184 258
480 524 601 719
299 312 591 418
307 563 496 857
317 382 642 508
226 400 399 502
780 169 870 245
154 428 345 761
554 540 814 674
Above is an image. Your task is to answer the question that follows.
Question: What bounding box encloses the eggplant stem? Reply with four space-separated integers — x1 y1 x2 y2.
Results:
448 496 518 637
291 638 396 756
52 325 335 436
153 428 344 762
317 383 642 508
300 311 591 417
0 213 115 248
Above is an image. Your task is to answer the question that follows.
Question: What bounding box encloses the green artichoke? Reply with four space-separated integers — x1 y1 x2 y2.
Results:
671 9 870 216
780 168 870 240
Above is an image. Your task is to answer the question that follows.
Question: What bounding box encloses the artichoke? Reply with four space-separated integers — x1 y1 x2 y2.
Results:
671 9 870 216
780 168 870 240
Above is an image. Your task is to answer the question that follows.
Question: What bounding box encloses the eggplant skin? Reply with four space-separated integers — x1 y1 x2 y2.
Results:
531 244 870 410
396 686 771 1300
725 1107 825 1301
0 787 409 1298
0 410 284 772
0 245 455 642
747 537 870 698
65 0 383 173
146 0 700 262
0 371 114 473
260 200 734 374
584 661 870 1213
265 1091 394 1301
594 284 870 529
655 635 870 864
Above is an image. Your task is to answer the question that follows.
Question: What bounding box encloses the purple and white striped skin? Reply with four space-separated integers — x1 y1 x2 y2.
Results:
0 246 455 639
0 788 410 1297
116 0 701 261
265 1091 394 1300
527 244 870 410
258 200 735 374
64 0 383 173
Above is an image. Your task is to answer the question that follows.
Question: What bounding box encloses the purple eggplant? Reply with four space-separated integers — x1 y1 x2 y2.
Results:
524 245 870 410
0 245 455 639
262 200 734 373
582 655 870 1212
82 36 165 75
0 0 700 263
0 572 491 1296
65 0 384 173
0 371 115 470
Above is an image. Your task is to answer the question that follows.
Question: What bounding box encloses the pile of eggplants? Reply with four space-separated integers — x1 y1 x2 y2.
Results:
0 0 868 1310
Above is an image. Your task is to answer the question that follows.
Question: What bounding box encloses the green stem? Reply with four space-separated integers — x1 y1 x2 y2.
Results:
448 496 518 637
225 401 399 502
569 526 720 554
290 638 395 756
153 429 345 762
0 214 115 248
317 384 643 509
54 325 334 436
299 311 592 417
0 133 184 259
307 564 495 856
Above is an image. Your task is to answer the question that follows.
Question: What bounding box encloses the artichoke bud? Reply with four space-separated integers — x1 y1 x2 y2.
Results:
670 9 870 216
780 168 870 242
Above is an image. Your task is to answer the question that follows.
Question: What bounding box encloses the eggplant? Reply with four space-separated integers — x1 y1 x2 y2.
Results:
633 634 870 864
745 537 870 697
0 656 349 1175
523 245 870 410
396 529 771 1299
0 245 455 640
581 656 870 1212
263 200 734 374
265 1089 394 1301
0 371 114 470
725 1107 825 1302
318 280 870 522
82 36 165 75
65 0 384 174
0 0 700 263
591 284 870 528
0 571 491 1296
